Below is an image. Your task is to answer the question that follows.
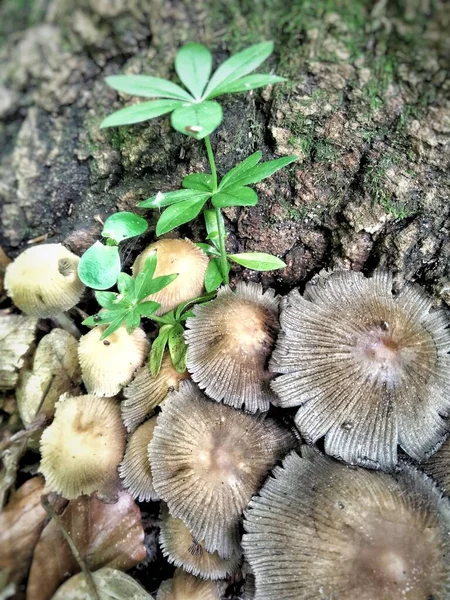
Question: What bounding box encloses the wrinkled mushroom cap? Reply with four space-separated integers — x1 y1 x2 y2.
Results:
132 239 208 315
185 282 280 413
243 448 450 600
424 437 450 496
270 270 450 469
4 244 85 317
118 417 159 502
78 325 149 397
159 503 241 580
149 381 295 558
157 569 224 600
40 394 125 499
122 352 189 432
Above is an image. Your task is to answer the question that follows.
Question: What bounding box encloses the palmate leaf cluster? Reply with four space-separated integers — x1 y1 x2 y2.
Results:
101 41 285 140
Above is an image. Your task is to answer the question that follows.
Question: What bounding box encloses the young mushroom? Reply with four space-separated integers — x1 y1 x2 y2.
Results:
132 238 208 315
78 324 149 397
39 394 125 499
185 282 280 413
149 381 295 558
118 417 159 502
4 244 85 338
122 352 189 432
157 568 224 600
242 448 450 600
423 437 450 496
159 503 240 580
270 270 450 469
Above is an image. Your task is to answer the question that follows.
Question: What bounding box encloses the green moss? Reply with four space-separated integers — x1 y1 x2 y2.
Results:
364 153 413 220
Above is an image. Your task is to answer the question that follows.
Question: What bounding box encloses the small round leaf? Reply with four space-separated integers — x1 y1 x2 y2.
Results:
102 212 148 243
78 242 121 290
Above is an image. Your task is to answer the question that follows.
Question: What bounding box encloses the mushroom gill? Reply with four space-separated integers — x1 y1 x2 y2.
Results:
159 503 240 580
185 282 280 413
132 238 208 315
39 394 125 499
242 448 450 600
78 324 149 397
423 437 450 496
149 381 295 558
157 568 224 600
122 353 189 432
270 270 450 469
118 417 159 502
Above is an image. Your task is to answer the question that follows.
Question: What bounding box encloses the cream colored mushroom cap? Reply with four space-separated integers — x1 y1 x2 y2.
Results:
132 239 208 315
157 569 224 600
78 325 149 397
39 394 125 499
4 244 85 317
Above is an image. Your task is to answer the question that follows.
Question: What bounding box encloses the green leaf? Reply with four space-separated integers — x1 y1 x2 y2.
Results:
208 74 286 98
149 325 172 376
203 41 274 98
100 312 128 339
182 173 214 192
82 310 124 327
95 291 123 310
139 274 178 299
100 99 183 128
138 189 211 209
228 252 286 271
221 155 297 190
156 196 208 236
219 151 262 189
134 253 157 299
204 209 221 250
195 242 220 256
175 43 212 99
137 301 162 317
168 324 187 372
171 101 223 140
105 74 193 100
117 273 135 298
204 258 224 292
212 186 258 208
125 310 141 333
78 242 121 290
102 212 148 243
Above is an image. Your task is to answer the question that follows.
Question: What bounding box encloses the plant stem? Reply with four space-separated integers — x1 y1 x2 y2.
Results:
41 496 100 600
204 136 229 284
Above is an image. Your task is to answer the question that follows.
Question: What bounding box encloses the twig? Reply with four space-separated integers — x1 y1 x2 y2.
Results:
41 496 100 600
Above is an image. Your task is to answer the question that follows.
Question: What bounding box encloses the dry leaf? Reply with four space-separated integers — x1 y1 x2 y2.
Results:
0 315 38 390
0 247 11 297
0 477 48 586
27 491 146 600
50 568 154 600
16 329 82 426
0 439 28 510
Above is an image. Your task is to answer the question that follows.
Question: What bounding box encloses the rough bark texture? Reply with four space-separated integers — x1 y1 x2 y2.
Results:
1 0 449 303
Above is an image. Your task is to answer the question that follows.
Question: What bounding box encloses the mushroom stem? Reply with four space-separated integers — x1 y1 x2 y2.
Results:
52 312 81 339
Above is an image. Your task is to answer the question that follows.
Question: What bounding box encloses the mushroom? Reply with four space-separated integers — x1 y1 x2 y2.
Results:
423 437 450 496
118 417 159 502
185 282 280 413
78 325 149 397
39 394 125 499
159 503 240 580
157 568 224 600
270 270 450 469
132 239 208 315
242 447 450 600
149 381 296 558
4 244 85 338
122 352 189 432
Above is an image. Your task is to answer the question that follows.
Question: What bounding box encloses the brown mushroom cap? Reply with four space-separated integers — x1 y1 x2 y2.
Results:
159 503 241 580
149 381 295 558
4 244 85 317
423 437 450 496
122 352 189 432
39 394 125 499
78 325 149 397
185 282 280 413
118 417 159 502
270 270 450 469
132 239 208 315
243 448 450 600
157 569 224 600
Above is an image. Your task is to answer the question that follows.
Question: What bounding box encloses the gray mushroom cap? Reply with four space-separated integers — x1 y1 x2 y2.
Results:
423 436 450 496
243 448 450 600
270 270 450 469
185 281 280 413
